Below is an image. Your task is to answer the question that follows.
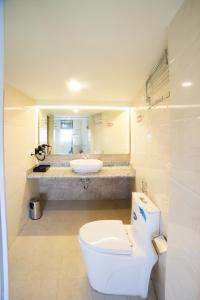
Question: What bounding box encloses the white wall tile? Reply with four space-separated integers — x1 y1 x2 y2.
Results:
131 99 170 300
166 0 200 299
4 84 38 246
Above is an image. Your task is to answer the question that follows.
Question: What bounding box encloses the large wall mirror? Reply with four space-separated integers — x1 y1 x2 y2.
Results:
38 108 130 155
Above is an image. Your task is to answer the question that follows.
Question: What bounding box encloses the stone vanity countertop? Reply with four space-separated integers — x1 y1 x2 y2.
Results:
27 166 135 179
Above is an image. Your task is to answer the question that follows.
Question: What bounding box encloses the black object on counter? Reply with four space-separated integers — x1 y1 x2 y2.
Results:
33 164 50 172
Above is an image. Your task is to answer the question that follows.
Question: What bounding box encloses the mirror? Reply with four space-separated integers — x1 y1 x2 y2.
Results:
38 108 130 155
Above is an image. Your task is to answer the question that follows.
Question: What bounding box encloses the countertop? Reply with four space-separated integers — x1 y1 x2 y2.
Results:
27 166 135 179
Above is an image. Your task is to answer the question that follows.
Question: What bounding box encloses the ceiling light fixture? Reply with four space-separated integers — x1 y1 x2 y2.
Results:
181 81 193 87
67 79 86 92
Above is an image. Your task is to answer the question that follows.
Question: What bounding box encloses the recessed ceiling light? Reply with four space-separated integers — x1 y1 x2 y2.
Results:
181 81 193 87
67 79 86 92
73 108 80 113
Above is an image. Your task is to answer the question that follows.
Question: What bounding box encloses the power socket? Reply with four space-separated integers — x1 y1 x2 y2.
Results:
141 179 148 193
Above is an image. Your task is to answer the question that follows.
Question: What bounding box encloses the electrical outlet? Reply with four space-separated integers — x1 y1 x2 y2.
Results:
141 179 148 193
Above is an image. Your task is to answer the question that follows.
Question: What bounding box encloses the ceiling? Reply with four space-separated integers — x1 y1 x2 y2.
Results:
5 0 184 106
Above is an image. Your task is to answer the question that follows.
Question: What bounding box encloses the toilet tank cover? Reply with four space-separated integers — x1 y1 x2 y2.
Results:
79 220 132 255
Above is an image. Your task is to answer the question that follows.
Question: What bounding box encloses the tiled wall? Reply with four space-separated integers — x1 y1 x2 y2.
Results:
38 110 47 144
165 1 200 299
131 1 200 299
43 154 130 167
130 94 170 300
4 84 38 246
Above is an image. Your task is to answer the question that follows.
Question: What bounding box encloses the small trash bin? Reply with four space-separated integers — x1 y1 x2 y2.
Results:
29 198 42 220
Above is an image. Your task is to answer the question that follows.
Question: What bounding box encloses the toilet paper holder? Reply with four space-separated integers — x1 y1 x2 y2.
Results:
152 235 167 255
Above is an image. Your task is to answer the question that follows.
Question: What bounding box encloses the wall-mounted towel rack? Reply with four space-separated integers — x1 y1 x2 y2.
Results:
145 49 170 109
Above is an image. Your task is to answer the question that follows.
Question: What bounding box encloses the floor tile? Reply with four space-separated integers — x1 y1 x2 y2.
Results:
57 277 93 300
9 200 156 300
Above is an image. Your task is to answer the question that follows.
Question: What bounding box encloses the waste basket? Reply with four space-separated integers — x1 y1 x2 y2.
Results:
29 198 42 220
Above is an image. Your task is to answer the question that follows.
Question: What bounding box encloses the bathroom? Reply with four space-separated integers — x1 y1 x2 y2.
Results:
0 0 200 299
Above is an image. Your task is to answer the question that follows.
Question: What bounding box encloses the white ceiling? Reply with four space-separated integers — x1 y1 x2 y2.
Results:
5 0 184 106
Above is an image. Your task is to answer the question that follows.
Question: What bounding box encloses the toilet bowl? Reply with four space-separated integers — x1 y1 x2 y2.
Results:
79 193 160 299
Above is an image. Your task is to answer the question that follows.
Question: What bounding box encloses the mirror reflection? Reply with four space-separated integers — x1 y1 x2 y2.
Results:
38 108 130 155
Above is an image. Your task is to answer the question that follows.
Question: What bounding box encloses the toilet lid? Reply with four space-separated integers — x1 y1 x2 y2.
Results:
79 220 132 255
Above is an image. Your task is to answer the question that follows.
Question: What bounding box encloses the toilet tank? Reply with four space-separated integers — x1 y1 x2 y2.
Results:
131 192 160 248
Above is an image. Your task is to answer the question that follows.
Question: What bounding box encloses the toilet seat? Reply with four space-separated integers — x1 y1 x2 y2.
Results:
79 220 132 255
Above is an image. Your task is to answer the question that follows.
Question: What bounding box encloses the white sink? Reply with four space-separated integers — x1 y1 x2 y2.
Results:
70 159 103 173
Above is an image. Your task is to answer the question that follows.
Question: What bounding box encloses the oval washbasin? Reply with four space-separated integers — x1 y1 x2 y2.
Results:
70 159 103 173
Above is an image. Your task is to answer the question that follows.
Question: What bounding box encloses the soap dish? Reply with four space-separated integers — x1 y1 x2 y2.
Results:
33 164 50 172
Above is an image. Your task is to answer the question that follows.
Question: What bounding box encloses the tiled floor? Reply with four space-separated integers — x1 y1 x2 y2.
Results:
9 200 156 300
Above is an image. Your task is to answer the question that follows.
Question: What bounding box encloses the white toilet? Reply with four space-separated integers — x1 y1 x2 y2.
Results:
79 192 160 299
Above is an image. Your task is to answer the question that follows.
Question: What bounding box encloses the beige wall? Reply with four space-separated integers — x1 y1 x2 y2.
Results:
165 1 200 299
131 90 170 300
4 84 38 246
91 110 129 154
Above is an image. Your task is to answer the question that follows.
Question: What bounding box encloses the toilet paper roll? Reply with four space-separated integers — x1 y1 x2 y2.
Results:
152 235 167 255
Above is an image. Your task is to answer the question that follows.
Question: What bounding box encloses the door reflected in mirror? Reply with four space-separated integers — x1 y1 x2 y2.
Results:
38 108 130 155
